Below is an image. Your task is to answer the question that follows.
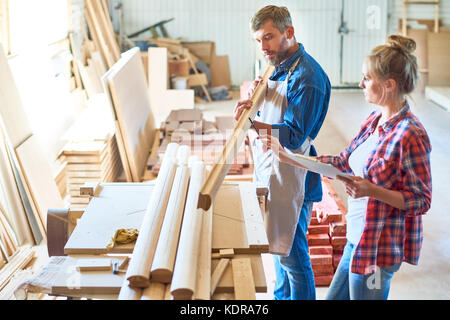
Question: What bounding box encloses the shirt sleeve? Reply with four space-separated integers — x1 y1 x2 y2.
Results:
400 132 432 216
271 85 327 150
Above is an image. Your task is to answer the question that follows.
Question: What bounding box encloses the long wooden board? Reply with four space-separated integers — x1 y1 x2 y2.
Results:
15 135 64 229
197 65 274 211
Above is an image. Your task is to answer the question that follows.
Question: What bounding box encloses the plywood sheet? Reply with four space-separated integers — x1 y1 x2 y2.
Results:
64 182 155 254
15 135 64 228
104 47 156 181
0 43 33 148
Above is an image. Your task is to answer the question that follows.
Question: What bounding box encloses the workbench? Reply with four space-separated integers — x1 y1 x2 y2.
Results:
20 181 269 300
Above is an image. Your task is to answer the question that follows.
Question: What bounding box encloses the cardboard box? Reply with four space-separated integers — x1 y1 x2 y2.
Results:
182 41 216 65
210 55 231 89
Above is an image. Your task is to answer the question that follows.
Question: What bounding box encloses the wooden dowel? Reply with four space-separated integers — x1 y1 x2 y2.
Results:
170 159 206 299
118 143 179 296
141 281 166 300
150 146 191 283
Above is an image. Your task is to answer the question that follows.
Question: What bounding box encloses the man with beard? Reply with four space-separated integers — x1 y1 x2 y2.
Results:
234 5 331 300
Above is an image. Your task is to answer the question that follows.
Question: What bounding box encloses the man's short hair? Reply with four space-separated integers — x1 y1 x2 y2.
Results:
250 5 292 32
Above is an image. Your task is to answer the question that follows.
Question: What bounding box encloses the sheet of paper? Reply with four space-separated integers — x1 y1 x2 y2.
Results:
280 151 351 180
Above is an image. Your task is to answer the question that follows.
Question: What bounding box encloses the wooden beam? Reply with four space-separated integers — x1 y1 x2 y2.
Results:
197 65 274 210
170 160 206 299
118 143 179 295
150 146 191 283
141 281 166 300
194 202 213 300
231 258 256 299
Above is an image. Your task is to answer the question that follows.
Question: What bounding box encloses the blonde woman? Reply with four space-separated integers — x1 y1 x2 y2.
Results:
261 35 432 300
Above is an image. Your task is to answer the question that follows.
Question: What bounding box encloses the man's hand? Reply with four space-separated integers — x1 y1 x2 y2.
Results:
233 99 253 121
233 76 263 121
337 175 374 199
259 134 307 168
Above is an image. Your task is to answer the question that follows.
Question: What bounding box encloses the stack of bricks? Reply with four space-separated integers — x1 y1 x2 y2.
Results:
308 177 347 286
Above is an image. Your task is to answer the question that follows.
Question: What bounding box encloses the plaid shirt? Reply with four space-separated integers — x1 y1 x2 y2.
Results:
317 104 432 275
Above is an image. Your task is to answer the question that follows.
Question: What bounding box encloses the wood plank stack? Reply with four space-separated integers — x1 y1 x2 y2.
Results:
58 99 123 208
308 177 347 287
150 109 250 177
61 136 122 208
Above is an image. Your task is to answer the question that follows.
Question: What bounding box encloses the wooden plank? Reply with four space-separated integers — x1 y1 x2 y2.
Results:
64 183 155 254
194 202 213 300
151 146 191 283
197 65 275 210
171 160 206 299
210 258 229 297
15 135 64 230
0 43 33 148
92 0 120 61
238 183 269 250
231 258 256 299
105 47 156 181
148 47 195 116
85 0 115 68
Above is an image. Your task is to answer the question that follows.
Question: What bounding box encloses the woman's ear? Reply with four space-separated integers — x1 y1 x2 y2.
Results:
385 78 397 92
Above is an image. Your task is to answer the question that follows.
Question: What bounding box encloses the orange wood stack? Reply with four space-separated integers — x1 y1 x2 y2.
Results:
308 177 347 286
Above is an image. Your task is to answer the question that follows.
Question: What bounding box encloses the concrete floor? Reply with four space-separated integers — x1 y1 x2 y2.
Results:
199 89 450 300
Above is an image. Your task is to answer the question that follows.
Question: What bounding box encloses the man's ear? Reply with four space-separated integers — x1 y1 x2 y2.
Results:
285 26 295 39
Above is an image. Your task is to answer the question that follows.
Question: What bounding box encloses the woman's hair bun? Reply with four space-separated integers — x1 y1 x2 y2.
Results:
386 35 416 54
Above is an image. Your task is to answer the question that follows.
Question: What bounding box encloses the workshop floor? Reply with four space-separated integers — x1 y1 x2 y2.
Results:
200 88 450 300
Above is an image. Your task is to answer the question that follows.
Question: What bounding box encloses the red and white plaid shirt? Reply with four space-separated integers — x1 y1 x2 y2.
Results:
318 104 432 275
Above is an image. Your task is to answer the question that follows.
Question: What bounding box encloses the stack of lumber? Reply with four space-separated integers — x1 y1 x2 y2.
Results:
61 137 122 208
69 0 120 99
58 99 122 208
84 0 120 69
150 109 250 176
308 177 347 287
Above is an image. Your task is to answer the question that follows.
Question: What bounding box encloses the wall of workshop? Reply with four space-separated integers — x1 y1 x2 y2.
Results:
114 0 450 87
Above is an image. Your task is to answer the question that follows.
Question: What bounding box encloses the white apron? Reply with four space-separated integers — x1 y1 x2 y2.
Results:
253 58 312 256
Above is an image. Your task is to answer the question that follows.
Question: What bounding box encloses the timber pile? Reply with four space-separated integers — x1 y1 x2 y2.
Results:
69 0 120 99
150 109 250 176
308 177 347 287
58 100 122 208
60 137 121 208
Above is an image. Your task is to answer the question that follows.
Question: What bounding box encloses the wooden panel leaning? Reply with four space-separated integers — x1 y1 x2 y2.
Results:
118 143 179 299
150 146 191 282
170 158 206 299
102 47 156 182
197 65 275 211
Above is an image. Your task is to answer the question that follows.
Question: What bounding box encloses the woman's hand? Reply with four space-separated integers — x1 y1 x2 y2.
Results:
337 175 374 198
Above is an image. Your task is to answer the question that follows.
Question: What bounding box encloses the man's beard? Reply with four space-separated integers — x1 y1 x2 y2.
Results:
265 45 290 66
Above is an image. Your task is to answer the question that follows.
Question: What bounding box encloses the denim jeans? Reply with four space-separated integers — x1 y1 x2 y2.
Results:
273 201 316 300
326 241 402 300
